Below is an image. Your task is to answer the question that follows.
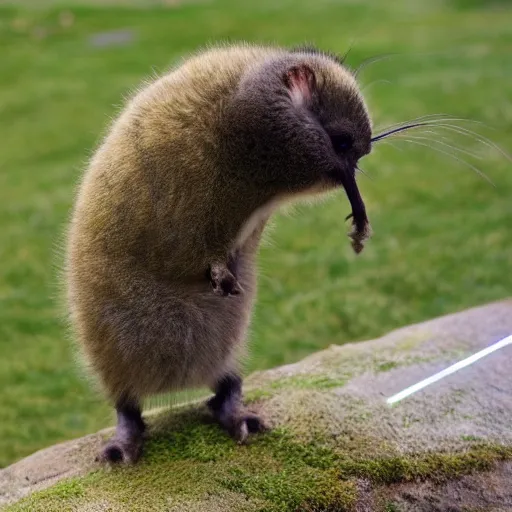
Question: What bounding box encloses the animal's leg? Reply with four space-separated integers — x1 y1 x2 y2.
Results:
99 395 146 464
207 373 266 443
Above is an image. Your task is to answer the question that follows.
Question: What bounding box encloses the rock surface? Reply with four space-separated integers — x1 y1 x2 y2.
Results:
1 300 512 511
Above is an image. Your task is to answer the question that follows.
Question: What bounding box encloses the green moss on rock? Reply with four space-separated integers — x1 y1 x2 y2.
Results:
7 406 512 512
6 409 356 512
5 303 512 511
338 445 512 485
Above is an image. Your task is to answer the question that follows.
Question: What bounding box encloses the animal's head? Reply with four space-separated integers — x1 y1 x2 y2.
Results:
223 47 373 252
216 44 502 252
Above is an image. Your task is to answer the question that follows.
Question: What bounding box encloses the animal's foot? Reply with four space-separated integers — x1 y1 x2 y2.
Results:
98 435 144 464
208 374 266 443
229 412 267 444
97 396 145 464
209 263 243 296
207 396 266 443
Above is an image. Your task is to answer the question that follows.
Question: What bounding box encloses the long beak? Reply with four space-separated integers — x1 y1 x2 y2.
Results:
342 173 371 254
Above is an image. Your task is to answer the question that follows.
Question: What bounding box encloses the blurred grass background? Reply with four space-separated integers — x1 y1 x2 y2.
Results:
0 0 510 467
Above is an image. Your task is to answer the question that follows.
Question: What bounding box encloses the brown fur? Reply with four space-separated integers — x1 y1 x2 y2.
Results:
65 43 372 461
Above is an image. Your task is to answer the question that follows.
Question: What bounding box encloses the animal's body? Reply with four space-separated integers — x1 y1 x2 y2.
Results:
66 44 372 463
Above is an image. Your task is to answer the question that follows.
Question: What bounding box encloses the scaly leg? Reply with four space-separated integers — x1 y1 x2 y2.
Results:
207 373 265 442
99 396 146 464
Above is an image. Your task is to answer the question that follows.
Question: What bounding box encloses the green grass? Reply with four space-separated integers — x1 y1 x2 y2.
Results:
0 0 511 467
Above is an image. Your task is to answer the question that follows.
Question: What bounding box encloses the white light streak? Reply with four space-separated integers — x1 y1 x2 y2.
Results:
387 334 512 405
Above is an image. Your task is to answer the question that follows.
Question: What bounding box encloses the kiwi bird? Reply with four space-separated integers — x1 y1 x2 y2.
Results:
65 43 372 463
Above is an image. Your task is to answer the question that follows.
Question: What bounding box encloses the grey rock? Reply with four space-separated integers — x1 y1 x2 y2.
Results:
1 300 511 511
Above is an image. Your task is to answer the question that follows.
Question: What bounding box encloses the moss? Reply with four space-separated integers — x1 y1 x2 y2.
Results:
9 406 512 512
166 491 268 512
8 479 86 512
255 342 465 402
258 374 348 397
247 335 470 409
373 352 463 376
374 361 399 372
245 388 273 403
338 445 512 485
391 330 433 352
145 419 237 464
244 373 349 404
461 435 482 442
39 480 85 500
268 374 348 393
6 360 512 512
223 467 357 512
7 414 355 512
259 429 339 470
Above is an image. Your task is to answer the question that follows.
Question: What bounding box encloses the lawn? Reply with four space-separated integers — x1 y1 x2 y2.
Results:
0 0 510 468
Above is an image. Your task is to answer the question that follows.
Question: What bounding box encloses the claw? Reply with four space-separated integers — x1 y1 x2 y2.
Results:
230 413 267 444
97 436 143 465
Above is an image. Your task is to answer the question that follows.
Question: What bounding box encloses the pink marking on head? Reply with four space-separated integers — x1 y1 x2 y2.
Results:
284 65 316 107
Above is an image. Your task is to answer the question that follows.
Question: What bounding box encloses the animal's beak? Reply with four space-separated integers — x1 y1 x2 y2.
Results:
342 173 371 253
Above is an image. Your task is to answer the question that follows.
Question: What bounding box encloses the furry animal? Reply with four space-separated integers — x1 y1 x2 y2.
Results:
65 43 372 464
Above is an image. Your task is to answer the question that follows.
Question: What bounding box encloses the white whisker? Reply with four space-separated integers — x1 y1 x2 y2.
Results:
371 117 487 142
393 138 494 185
361 79 392 93
399 133 484 161
374 114 484 135
374 113 453 133
377 140 405 152
353 53 397 77
430 124 512 162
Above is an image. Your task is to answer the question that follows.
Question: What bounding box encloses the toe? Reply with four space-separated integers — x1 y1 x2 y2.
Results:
98 437 142 464
234 420 249 444
103 444 124 463
232 413 267 443
244 413 266 434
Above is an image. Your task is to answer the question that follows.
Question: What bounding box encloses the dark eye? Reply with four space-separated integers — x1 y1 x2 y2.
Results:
330 134 354 153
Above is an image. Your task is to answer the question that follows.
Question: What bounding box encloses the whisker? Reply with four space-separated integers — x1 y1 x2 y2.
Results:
372 117 510 166
353 47 495 79
374 113 453 133
394 138 494 186
361 79 392 93
353 53 397 77
377 139 405 152
399 132 484 161
428 124 512 162
374 116 485 136
356 165 372 179
371 117 489 143
371 123 435 142
340 43 354 64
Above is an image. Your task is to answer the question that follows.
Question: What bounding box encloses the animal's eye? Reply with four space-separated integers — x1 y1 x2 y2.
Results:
330 134 354 153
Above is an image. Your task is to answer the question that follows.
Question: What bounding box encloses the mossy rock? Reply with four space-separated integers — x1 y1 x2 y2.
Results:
1 301 512 511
